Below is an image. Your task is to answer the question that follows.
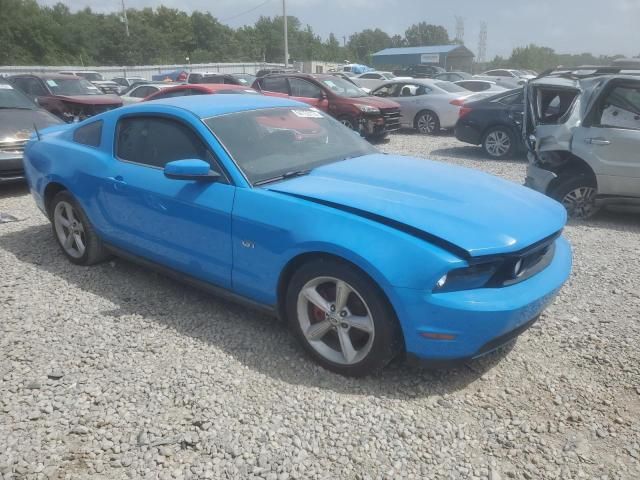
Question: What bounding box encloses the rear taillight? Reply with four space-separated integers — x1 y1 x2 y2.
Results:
459 107 472 118
450 98 466 107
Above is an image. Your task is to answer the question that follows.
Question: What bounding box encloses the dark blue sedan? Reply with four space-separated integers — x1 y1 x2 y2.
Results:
23 94 572 376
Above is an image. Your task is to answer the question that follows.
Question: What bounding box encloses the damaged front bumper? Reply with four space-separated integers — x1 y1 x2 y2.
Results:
524 160 558 194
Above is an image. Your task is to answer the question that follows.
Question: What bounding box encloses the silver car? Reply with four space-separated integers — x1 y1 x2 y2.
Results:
119 83 176 105
524 67 640 218
370 79 476 134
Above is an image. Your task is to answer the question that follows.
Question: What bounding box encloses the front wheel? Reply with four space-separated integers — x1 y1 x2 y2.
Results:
50 191 109 265
415 111 440 135
551 174 600 219
286 259 402 377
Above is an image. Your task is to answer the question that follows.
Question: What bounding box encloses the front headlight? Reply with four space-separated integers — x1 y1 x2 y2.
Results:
355 104 380 114
433 262 500 293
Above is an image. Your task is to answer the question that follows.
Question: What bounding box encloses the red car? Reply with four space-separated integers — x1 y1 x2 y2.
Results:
8 74 122 123
252 73 401 140
143 83 260 101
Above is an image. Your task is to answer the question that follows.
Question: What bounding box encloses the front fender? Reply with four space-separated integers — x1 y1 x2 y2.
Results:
231 188 465 306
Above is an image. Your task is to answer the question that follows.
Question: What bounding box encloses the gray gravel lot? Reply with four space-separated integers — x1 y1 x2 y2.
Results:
1 132 639 480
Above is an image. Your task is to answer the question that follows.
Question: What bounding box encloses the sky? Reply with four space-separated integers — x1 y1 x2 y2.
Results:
39 0 640 59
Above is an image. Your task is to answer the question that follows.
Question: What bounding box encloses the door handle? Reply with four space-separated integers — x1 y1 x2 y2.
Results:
108 176 127 191
585 138 611 145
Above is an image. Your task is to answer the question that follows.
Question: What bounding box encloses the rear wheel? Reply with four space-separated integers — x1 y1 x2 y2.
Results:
551 174 599 219
482 127 515 159
286 259 402 377
415 110 440 135
50 191 109 265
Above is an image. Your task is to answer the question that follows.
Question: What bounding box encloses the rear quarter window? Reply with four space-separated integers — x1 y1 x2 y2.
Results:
73 121 103 147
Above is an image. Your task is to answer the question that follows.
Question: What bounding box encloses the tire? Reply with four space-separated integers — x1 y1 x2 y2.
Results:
338 116 358 131
482 126 516 159
50 191 109 265
285 258 402 377
415 110 440 135
550 174 600 219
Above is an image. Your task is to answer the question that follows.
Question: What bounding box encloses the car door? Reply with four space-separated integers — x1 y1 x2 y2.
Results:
572 80 640 197
356 73 382 90
99 114 235 288
287 78 329 112
393 83 432 126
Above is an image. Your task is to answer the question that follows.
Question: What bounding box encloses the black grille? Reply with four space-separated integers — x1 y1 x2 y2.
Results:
0 168 24 179
380 107 401 132
0 140 27 155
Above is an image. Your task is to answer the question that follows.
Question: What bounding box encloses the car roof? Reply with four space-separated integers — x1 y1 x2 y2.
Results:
143 93 305 117
11 73 75 80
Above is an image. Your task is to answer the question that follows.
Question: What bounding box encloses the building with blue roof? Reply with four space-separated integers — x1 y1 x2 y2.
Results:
371 45 474 72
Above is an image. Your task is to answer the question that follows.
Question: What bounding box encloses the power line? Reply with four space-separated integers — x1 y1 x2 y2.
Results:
219 0 272 22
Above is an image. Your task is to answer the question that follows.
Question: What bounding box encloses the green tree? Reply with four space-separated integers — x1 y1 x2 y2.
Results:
404 22 450 47
347 29 391 63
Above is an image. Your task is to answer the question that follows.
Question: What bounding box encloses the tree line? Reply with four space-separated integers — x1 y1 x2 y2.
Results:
0 0 451 66
0 0 633 69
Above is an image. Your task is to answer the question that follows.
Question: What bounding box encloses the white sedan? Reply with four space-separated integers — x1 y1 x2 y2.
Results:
353 71 412 91
370 79 479 134
119 83 176 105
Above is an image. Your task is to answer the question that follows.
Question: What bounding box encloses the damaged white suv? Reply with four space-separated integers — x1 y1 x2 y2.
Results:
524 66 640 218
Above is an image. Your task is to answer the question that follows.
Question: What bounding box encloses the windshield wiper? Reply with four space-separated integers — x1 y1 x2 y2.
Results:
254 169 311 186
0 106 34 110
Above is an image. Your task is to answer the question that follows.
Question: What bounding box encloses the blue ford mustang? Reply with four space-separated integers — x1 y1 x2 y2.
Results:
23 95 572 376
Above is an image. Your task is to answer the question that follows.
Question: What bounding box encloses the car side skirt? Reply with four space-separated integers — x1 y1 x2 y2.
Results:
104 243 278 317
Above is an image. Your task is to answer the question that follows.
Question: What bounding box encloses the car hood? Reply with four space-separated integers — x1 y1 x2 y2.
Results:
54 94 122 105
267 154 566 258
0 108 63 142
352 96 400 109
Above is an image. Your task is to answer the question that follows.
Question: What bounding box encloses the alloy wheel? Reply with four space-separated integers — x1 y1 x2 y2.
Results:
485 130 511 157
417 113 436 134
53 201 86 258
561 186 598 219
296 276 375 365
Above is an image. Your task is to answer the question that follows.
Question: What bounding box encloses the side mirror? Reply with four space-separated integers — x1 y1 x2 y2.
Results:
164 159 220 182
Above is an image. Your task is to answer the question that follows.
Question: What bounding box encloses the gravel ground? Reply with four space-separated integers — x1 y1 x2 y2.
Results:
1 132 639 480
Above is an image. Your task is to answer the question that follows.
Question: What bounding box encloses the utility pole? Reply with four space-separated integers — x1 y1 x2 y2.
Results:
478 22 487 64
121 0 130 37
283 0 288 67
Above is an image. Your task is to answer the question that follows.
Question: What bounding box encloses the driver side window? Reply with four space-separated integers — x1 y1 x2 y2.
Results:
116 116 218 171
288 78 323 98
373 84 397 97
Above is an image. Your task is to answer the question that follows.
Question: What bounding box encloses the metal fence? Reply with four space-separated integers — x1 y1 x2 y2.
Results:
0 62 284 79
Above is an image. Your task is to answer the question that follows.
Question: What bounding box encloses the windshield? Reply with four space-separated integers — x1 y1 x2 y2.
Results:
382 73 395 80
319 77 367 98
46 78 102 96
77 72 103 81
0 83 37 109
204 107 377 184
434 81 468 93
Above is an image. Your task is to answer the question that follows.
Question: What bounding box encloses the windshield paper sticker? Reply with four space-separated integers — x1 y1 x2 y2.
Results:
292 109 323 118
46 80 58 87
